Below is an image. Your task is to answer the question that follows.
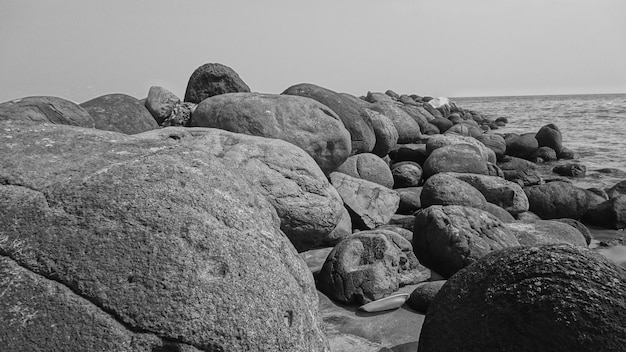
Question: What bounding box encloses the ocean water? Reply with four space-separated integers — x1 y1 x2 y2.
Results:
453 93 626 267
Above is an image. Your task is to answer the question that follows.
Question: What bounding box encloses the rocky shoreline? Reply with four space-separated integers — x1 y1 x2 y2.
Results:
1 62 624 351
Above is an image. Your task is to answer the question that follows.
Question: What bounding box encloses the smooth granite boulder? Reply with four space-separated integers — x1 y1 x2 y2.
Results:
80 93 158 134
429 117 453 133
137 127 346 252
535 123 563 154
391 161 423 188
553 218 592 245
370 102 422 144
524 181 591 219
144 86 180 125
189 92 351 174
396 187 423 215
505 133 539 160
447 172 529 214
426 134 496 163
423 144 489 180
318 229 430 304
504 220 588 247
335 153 394 188
406 281 446 313
498 156 543 186
413 205 520 278
483 202 516 222
365 91 394 104
364 108 399 157
420 173 488 210
399 105 432 133
283 83 376 154
537 146 558 161
418 244 626 352
0 96 94 127
330 172 400 230
184 63 251 103
389 143 428 165
0 122 328 352
583 195 626 229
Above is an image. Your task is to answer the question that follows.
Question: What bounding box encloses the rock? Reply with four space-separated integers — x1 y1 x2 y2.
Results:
336 153 393 188
444 123 473 137
0 122 328 351
505 132 538 160
495 116 508 124
476 133 506 160
385 90 400 100
364 109 399 157
138 127 345 252
365 91 394 104
423 144 489 180
524 181 591 219
584 195 626 229
413 205 520 278
396 187 423 215
426 134 495 164
417 244 626 352
183 63 250 103
376 225 414 243
389 144 428 164
420 173 487 210
283 84 376 154
189 92 351 174
0 96 94 127
554 218 592 245
517 211 542 222
447 173 529 215
370 102 422 144
80 93 159 134
318 229 430 304
423 123 440 135
398 95 418 105
422 102 442 119
389 214 416 232
406 281 446 313
144 86 180 125
535 123 563 154
391 161 423 188
504 220 587 247
399 105 433 132
326 207 353 245
498 156 543 186
161 102 196 127
483 202 516 222
553 163 586 177
606 180 626 199
536 146 558 161
428 117 453 133
558 146 578 159
330 172 400 230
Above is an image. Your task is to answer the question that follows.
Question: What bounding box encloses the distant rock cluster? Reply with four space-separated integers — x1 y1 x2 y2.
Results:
1 62 624 351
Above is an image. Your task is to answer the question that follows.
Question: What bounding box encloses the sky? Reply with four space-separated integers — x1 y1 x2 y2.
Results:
1 0 625 103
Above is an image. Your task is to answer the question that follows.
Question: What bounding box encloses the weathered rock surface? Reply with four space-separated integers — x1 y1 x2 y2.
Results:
535 123 563 154
447 172 529 214
318 229 430 304
137 127 345 251
189 92 352 174
607 180 626 199
364 109 399 157
505 133 538 160
504 220 588 247
498 155 542 186
554 218 592 245
389 143 428 165
184 62 251 103
396 187 423 215
406 281 446 313
335 153 393 188
420 173 487 210
553 163 586 177
524 181 591 219
330 172 400 230
0 96 94 127
426 134 495 163
422 144 489 180
0 122 328 351
283 84 376 154
418 244 626 352
483 202 516 222
476 133 506 160
370 102 422 144
144 86 180 125
584 195 626 229
391 161 423 188
413 205 520 278
80 93 158 134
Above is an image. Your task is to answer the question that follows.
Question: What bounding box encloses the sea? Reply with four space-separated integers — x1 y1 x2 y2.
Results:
453 93 626 267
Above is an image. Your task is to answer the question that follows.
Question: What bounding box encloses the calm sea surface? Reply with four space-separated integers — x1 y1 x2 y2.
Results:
453 93 626 266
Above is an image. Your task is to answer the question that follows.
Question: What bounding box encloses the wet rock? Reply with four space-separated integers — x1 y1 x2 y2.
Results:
504 220 587 247
420 173 487 210
418 244 626 352
80 93 158 134
336 153 394 188
606 180 626 199
505 132 538 160
584 195 626 229
406 281 446 313
476 133 506 160
0 96 94 127
553 163 586 177
558 146 578 159
554 218 592 245
524 181 591 219
184 63 250 103
391 161 423 188
396 187 423 215
413 205 519 278
535 123 563 154
318 230 430 304
498 156 543 186
536 146 558 161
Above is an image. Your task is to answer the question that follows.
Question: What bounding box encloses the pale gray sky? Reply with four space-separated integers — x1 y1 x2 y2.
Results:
1 0 625 103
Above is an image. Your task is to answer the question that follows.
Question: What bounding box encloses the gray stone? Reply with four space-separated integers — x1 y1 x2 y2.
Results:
447 173 529 215
423 144 489 180
420 173 487 210
504 220 587 247
0 96 94 127
144 86 180 125
406 281 446 313
80 93 159 134
184 63 250 103
524 181 591 220
336 153 394 188
370 102 422 144
391 161 423 188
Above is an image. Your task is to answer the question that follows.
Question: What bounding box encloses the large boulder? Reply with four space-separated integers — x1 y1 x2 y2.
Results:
283 84 376 154
0 122 328 351
318 229 430 304
189 92 351 174
137 127 346 252
399 105 432 132
364 108 399 157
396 187 423 215
535 123 563 154
476 133 506 160
413 205 520 278
504 220 588 247
505 133 539 160
583 195 626 229
80 93 159 134
553 163 586 177
369 102 422 143
426 134 495 163
391 161 423 188
524 181 591 219
423 144 489 180
418 244 626 352
335 153 393 188
498 155 542 186
447 173 529 214
0 96 94 127
420 173 488 210
606 180 626 199
144 86 181 125
184 62 251 103
406 281 446 313
330 172 400 230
